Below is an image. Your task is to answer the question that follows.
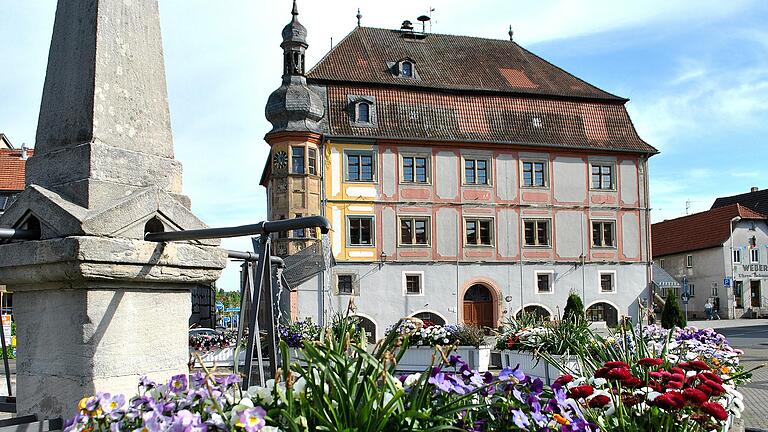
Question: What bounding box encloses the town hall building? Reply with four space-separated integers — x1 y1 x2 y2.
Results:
261 1 657 340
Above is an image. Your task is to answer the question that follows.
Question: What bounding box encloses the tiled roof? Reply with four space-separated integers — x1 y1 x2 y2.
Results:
0 148 32 191
652 204 766 257
326 85 656 153
308 27 624 101
712 188 768 216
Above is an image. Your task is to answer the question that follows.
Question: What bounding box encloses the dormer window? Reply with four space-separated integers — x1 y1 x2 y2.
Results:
357 102 371 123
401 61 413 78
348 95 377 127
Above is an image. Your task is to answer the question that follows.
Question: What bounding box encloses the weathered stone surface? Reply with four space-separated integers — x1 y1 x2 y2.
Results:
30 0 184 210
0 236 226 288
14 289 190 419
0 185 215 244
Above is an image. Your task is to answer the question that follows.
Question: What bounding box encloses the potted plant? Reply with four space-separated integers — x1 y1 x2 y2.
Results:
392 323 492 372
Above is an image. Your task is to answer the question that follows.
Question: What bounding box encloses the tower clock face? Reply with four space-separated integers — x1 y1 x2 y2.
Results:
273 151 288 170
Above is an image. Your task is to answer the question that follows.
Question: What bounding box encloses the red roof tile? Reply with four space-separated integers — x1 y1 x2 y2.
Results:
0 148 33 191
326 85 655 153
308 27 624 101
652 204 766 257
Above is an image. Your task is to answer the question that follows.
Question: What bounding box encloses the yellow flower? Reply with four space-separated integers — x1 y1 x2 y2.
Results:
554 414 570 426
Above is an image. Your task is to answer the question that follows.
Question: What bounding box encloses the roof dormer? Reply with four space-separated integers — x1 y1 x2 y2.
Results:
389 58 420 80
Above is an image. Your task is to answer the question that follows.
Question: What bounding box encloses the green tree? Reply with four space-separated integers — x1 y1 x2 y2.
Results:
216 289 241 309
562 292 585 323
661 294 686 329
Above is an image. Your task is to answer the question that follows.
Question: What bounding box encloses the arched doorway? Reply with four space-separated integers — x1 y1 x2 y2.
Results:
586 302 619 327
516 305 551 321
463 283 495 329
353 315 377 344
412 311 446 327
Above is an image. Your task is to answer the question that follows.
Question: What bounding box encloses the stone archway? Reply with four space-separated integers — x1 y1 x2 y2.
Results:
586 302 619 327
412 311 446 326
516 304 552 321
462 283 496 329
352 314 377 344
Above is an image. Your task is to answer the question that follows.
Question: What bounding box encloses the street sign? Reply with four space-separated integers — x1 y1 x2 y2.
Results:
723 278 731 287
681 293 690 304
1 315 11 346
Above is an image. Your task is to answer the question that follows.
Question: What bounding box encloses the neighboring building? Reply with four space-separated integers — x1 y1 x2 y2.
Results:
652 204 768 319
712 186 768 215
0 133 32 317
261 2 657 339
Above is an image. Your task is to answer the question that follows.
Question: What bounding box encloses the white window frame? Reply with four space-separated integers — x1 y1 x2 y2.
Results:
344 150 377 182
463 217 495 247
400 153 431 184
291 145 305 175
520 159 549 188
534 270 555 294
523 218 552 248
590 162 616 191
598 270 617 294
346 215 375 247
462 156 492 186
356 101 372 123
733 249 742 264
688 284 695 297
659 258 665 269
398 216 431 247
335 273 358 296
591 220 617 248
402 271 425 296
686 254 693 268
400 60 415 78
751 248 760 264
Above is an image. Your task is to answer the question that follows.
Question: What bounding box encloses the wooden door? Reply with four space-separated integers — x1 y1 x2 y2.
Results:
463 284 494 328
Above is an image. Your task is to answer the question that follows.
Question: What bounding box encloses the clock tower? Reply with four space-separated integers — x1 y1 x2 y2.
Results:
264 0 327 257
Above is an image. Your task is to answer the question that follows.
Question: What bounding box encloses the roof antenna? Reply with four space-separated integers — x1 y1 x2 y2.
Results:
508 25 514 41
356 8 362 27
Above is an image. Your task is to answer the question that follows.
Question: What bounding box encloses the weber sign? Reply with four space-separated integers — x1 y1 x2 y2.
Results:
734 264 768 279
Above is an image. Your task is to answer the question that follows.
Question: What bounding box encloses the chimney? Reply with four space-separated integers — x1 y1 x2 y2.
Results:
19 143 28 161
750 186 759 193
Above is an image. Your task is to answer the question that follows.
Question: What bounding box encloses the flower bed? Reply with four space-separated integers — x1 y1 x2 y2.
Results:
501 350 579 385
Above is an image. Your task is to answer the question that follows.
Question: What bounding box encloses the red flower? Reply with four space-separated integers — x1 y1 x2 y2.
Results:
683 388 709 405
702 380 725 396
588 395 612 408
594 367 610 378
670 367 685 376
638 358 663 367
696 382 714 396
622 377 643 388
700 372 723 384
606 368 633 381
649 371 666 380
554 374 574 386
701 401 729 421
666 379 684 389
621 394 642 406
604 361 630 369
568 385 595 399
681 360 711 371
654 392 686 410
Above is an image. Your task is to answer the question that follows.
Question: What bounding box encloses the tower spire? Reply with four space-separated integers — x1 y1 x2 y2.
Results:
357 8 362 27
292 0 299 16
508 25 514 41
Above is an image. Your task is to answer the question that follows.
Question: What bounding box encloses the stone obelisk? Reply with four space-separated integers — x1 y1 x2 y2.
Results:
0 0 226 419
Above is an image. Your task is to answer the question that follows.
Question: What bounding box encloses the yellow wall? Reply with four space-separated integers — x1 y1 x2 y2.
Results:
323 140 378 261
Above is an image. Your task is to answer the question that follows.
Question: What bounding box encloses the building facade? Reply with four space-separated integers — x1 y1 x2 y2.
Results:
652 204 768 319
261 2 657 339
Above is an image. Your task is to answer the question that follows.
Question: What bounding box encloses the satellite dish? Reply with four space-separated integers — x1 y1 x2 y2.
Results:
417 15 430 22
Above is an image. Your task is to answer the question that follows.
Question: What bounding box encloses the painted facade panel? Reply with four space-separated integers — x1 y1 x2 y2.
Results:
497 208 519 258
495 153 517 201
435 151 458 199
382 149 396 198
436 207 459 257
553 156 587 203
555 211 584 259
619 159 639 206
382 206 397 256
621 212 641 259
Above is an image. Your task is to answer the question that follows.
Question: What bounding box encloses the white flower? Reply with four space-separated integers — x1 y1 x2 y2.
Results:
646 391 661 401
404 373 421 387
293 377 307 396
590 377 607 387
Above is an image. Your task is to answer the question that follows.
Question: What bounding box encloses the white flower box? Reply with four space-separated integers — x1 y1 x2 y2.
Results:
500 350 579 384
396 346 492 372
191 347 246 368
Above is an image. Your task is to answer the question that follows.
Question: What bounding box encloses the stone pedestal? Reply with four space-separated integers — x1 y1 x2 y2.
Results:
0 236 226 418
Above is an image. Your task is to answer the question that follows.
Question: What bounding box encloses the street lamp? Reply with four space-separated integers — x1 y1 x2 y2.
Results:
729 216 742 319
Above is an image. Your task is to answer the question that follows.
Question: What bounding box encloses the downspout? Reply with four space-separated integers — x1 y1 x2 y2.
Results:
519 212 524 315
319 135 328 327
643 156 653 322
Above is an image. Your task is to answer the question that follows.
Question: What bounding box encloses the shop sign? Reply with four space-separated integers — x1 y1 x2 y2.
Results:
734 264 768 279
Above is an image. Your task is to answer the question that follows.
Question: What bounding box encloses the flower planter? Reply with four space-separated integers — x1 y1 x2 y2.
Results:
191 347 246 368
500 350 579 385
396 346 492 372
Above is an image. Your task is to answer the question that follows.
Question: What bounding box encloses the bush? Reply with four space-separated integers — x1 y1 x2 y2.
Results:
661 294 686 329
562 292 585 323
453 325 485 347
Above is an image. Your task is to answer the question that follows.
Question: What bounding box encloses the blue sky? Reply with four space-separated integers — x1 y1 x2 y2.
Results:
1 1 767 291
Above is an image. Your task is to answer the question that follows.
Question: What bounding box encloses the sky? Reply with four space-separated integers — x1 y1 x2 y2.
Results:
1 1 767 291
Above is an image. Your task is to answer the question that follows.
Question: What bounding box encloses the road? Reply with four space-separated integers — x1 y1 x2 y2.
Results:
716 325 768 431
